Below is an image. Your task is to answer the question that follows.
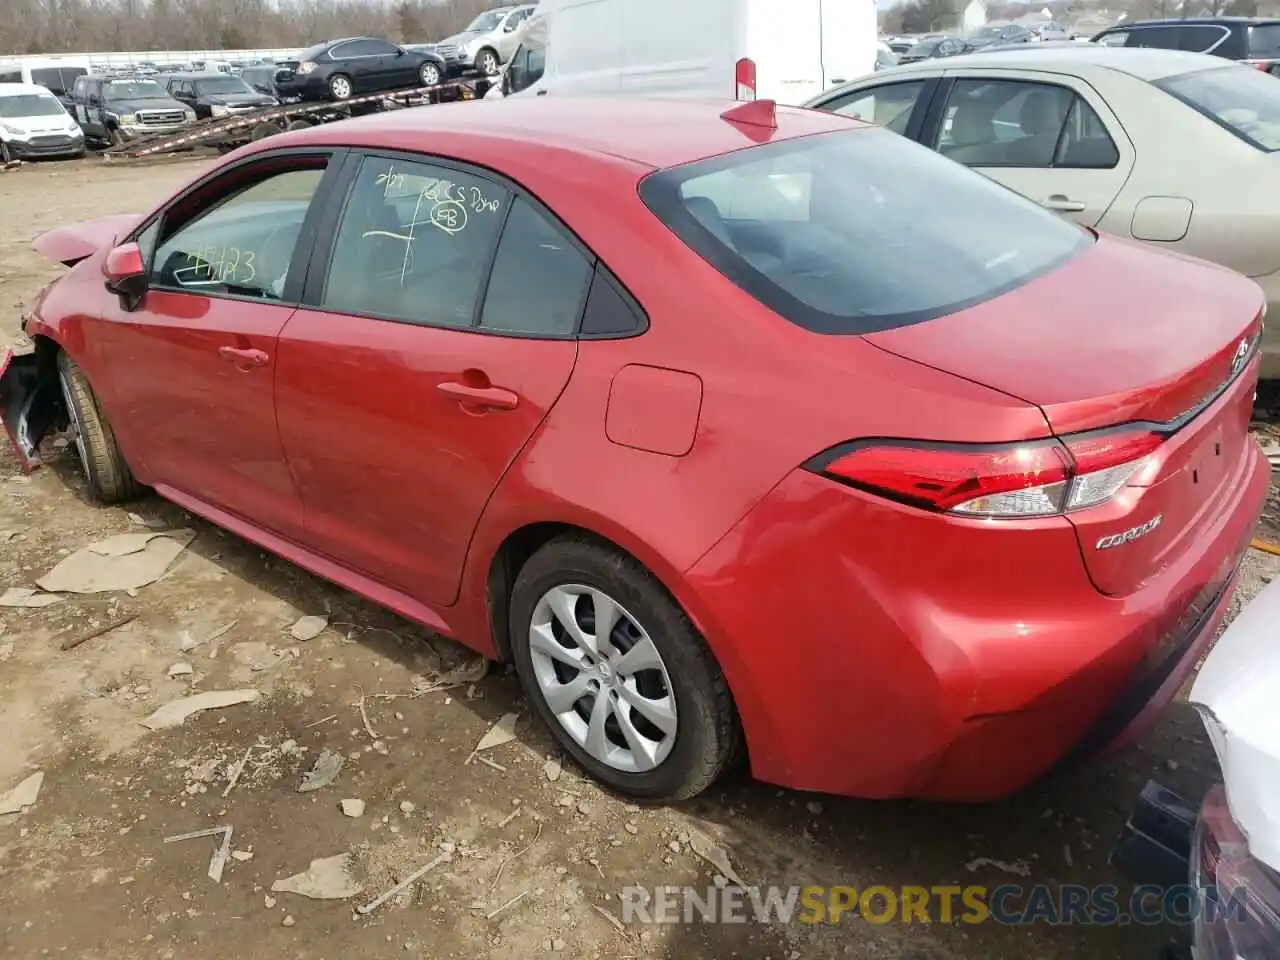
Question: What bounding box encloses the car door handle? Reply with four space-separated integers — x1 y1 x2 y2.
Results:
436 381 519 411
1044 195 1086 213
218 346 269 368
536 89 548 96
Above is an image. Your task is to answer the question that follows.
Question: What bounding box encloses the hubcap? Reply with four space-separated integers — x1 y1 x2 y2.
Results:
481 53 497 74
528 585 677 773
333 78 350 98
57 371 88 472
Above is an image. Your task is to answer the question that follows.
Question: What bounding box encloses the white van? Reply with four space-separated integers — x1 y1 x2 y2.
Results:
0 58 91 103
500 0 878 104
0 83 86 162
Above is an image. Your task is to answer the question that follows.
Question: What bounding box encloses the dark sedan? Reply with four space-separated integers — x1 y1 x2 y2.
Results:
898 36 973 63
273 37 446 102
966 23 1034 48
164 72 277 120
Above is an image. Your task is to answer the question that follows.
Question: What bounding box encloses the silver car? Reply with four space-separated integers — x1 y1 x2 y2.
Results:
805 46 1280 378
435 4 538 77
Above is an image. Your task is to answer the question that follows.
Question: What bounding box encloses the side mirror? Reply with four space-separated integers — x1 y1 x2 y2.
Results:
504 22 516 32
396 48 405 57
103 242 148 310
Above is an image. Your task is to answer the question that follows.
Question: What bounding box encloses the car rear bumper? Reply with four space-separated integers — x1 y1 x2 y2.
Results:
682 437 1268 802
273 76 330 101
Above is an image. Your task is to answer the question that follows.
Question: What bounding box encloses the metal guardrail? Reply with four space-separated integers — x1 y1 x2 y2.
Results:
101 79 490 160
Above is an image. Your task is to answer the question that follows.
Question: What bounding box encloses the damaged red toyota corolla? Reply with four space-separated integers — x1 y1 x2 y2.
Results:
0 98 1268 802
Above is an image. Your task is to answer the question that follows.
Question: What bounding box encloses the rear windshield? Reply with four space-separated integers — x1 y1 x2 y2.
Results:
1157 65 1280 151
1248 23 1280 58
639 127 1091 334
196 76 254 94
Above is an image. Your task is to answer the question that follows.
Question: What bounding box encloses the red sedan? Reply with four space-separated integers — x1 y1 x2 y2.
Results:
0 98 1268 803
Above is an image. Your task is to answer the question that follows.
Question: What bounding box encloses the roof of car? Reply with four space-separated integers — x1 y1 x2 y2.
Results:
166 71 233 79
280 96 860 169
871 44 1235 82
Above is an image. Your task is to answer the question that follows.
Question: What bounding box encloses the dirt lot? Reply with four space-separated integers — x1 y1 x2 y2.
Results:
1 156 1279 960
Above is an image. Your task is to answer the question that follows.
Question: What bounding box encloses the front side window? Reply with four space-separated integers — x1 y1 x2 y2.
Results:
506 18 548 94
151 165 326 300
936 79 1117 168
1158 64 1280 151
322 156 511 327
639 127 1090 334
1093 29 1129 47
819 80 927 135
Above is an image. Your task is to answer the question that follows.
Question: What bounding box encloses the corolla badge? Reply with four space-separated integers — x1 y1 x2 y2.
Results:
1096 515 1163 551
1231 338 1251 376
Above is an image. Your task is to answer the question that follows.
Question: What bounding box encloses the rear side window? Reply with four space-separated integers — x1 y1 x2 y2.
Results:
1123 25 1186 50
819 80 927 135
1157 64 1280 151
639 128 1091 335
1248 23 1280 58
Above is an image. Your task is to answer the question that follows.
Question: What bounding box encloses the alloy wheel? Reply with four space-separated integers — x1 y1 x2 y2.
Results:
528 584 678 773
478 50 499 76
330 76 352 100
58 369 88 473
421 64 440 86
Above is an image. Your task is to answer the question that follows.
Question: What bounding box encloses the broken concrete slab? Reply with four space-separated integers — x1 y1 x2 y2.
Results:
472 713 518 755
168 662 194 678
0 771 44 814
298 749 344 792
140 690 260 731
271 853 362 900
289 615 327 642
0 586 61 608
37 529 196 594
340 798 365 818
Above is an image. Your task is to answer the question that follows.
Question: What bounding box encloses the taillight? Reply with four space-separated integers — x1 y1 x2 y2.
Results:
809 426 1163 519
1244 59 1272 71
735 58 757 101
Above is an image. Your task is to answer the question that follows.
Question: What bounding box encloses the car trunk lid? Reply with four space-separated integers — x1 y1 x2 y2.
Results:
865 235 1265 597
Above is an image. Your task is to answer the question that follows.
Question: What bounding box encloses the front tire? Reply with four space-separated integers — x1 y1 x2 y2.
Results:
419 62 441 86
510 536 739 802
476 48 500 76
328 74 353 101
56 352 140 504
0 140 13 164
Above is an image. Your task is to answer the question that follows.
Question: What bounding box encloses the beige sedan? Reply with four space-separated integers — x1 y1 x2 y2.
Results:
805 46 1280 378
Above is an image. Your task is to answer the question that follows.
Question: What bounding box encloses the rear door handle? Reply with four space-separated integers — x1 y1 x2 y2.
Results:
1044 194 1086 213
437 381 519 411
536 89 548 96
218 346 269 368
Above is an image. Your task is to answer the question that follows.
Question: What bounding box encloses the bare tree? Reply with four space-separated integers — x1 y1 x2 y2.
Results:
0 0 492 55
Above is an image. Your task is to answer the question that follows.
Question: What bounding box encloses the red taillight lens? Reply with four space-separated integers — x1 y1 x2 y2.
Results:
819 440 1072 515
735 58 757 101
812 426 1163 518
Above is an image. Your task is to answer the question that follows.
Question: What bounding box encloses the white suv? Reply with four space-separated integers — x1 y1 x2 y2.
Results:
435 5 538 77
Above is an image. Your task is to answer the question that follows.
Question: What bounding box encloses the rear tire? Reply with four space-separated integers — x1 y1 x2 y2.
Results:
286 119 313 131
328 74 353 100
250 122 281 141
509 536 740 803
56 352 140 504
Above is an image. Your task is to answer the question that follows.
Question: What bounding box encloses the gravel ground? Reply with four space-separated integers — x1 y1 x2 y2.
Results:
1 155 1278 960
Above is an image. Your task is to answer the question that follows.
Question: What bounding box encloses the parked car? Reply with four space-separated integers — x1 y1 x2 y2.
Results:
1031 21 1072 41
1092 17 1280 75
875 42 899 70
897 36 972 64
0 96 1269 804
69 74 196 146
435 4 538 77
501 0 880 103
163 72 277 120
273 37 446 101
966 23 1033 48
805 46 1280 379
239 64 282 98
0 82 85 161
1112 574 1280 960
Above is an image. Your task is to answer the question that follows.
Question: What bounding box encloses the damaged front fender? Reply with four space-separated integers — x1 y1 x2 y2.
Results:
0 345 64 472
